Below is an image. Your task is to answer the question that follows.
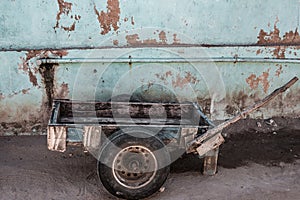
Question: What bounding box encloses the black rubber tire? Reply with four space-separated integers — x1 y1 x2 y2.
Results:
98 129 170 199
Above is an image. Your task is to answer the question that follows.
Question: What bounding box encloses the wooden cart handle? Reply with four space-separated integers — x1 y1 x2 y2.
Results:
187 76 299 152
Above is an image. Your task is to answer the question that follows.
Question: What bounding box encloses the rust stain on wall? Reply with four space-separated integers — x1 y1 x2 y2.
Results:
125 32 172 46
54 0 80 32
246 69 270 93
158 31 167 44
131 16 135 25
155 71 173 82
29 70 38 86
61 21 76 31
94 0 120 35
113 40 119 45
19 50 68 87
173 34 180 44
172 72 199 89
126 34 142 45
275 64 283 77
22 88 30 94
257 19 300 58
55 82 69 99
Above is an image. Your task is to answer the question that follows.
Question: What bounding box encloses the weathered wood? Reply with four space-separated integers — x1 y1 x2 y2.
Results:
60 101 193 120
203 147 219 176
83 126 102 157
188 76 298 152
59 116 195 126
47 126 67 152
196 133 224 157
180 127 198 149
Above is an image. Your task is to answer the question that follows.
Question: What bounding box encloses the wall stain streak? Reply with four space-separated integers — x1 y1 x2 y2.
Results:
172 72 199 89
19 50 68 87
94 0 120 35
246 69 270 93
55 82 69 99
0 93 5 100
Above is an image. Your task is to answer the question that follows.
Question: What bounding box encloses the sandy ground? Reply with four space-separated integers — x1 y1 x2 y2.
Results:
0 126 299 200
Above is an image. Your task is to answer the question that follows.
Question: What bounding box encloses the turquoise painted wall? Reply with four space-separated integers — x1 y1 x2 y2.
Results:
0 0 299 135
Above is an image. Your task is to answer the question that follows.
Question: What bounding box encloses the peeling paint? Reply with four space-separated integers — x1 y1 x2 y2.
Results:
158 31 167 44
54 0 80 32
125 32 170 46
61 21 76 31
173 34 180 44
275 64 283 77
257 19 300 58
19 50 68 87
172 72 199 89
246 70 270 93
113 40 119 45
94 0 120 35
22 88 30 94
28 70 38 87
131 16 135 25
155 71 173 81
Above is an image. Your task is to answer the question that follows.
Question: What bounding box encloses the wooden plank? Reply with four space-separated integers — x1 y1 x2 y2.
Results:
59 101 194 119
203 148 219 176
196 133 224 157
59 116 195 126
47 126 67 152
83 126 102 157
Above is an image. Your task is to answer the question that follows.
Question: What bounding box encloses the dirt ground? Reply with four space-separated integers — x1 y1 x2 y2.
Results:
0 118 300 200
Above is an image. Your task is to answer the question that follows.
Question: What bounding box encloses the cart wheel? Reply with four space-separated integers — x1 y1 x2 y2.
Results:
98 129 170 199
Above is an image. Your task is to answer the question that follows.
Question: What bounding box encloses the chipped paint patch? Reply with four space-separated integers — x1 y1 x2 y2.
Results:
29 70 38 86
113 40 119 45
22 88 30 94
54 0 80 32
275 64 283 77
94 0 120 35
125 31 174 46
257 19 300 58
246 70 270 93
131 16 135 25
173 34 180 44
172 72 199 89
158 31 167 44
155 71 173 82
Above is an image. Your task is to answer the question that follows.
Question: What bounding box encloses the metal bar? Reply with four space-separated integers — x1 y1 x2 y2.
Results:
38 57 300 64
49 101 60 124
